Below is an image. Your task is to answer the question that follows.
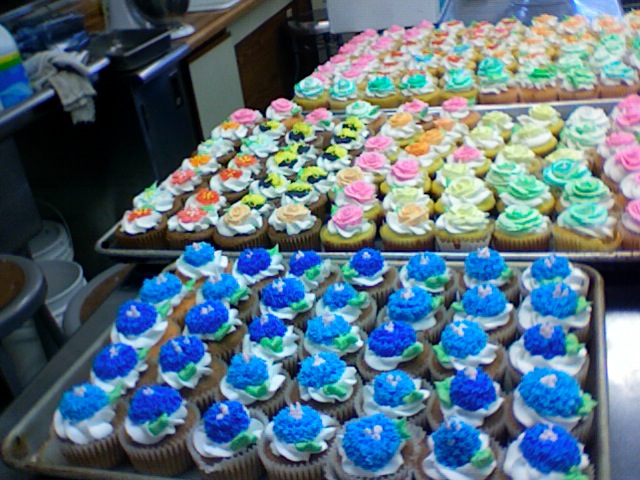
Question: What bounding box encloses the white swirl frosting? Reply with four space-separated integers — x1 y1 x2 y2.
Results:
267 209 316 235
192 413 264 458
444 343 499 371
513 389 581 431
176 249 229 280
441 383 504 428
183 309 243 342
281 189 321 207
110 317 169 350
232 252 284 286
249 178 289 200
385 213 434 236
210 169 253 193
158 352 213 390
364 343 422 372
508 337 587 377
453 304 514 331
521 263 589 294
120 210 162 235
315 297 371 325
556 210 617 239
259 291 315 321
399 265 452 294
380 121 423 142
299 366 358 403
215 208 263 237
304 325 364 357
167 209 218 233
133 187 174 213
266 155 307 178
197 138 235 159
90 358 147 394
292 258 333 291
220 361 286 405
620 172 640 201
362 378 430 418
54 404 116 445
517 296 591 332
326 217 374 239
125 402 188 445
242 325 299 362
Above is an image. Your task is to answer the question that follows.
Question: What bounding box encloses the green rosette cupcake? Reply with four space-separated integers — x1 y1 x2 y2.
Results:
552 203 621 252
364 76 402 109
495 144 542 174
492 205 552 252
542 159 592 198
440 68 478 102
517 65 558 103
557 177 616 213
497 174 555 216
516 104 564 137
477 57 518 105
485 161 526 195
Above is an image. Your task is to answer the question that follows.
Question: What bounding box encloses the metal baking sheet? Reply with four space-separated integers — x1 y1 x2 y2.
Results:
1 259 610 479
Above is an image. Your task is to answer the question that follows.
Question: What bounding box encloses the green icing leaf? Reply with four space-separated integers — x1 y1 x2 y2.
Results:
500 267 514 281
148 413 169 436
576 297 591 314
431 295 444 311
323 383 348 399
402 390 424 405
305 265 321 281
424 274 450 290
107 383 123 404
578 392 597 416
136 347 150 362
451 301 465 313
564 333 583 355
213 322 232 342
229 287 250 305
245 380 269 398
564 466 588 480
178 362 197 381
395 418 411 440
268 245 280 257
330 204 339 216
401 342 424 359
260 336 284 353
333 332 358 351
433 344 451 366
201 204 214 212
230 431 258 451
435 377 453 408
471 448 495 468
294 440 323 453
347 292 369 307
185 279 196 292
290 299 310 312
341 264 359 280
157 301 172 318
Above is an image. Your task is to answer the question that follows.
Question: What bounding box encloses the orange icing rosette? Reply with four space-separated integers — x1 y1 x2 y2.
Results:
224 203 251 226
398 204 430 226
276 204 310 224
189 154 212 168
220 169 243 181
388 112 413 128
405 142 431 157
195 189 221 205
234 154 258 168
127 208 152 222
419 129 445 145
336 166 365 188
221 121 241 131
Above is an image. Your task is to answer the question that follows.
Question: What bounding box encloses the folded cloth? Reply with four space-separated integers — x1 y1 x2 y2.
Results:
24 50 96 124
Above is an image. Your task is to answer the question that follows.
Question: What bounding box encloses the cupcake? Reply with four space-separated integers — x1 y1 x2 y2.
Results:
558 177 615 212
197 138 236 166
259 404 337 480
266 204 321 251
598 61 640 98
498 174 555 216
115 207 168 249
320 205 377 252
298 166 332 195
477 57 518 104
232 246 284 291
542 160 592 197
162 168 203 200
380 158 431 196
228 153 264 178
602 145 640 191
379 112 424 148
493 205 552 252
398 99 435 128
419 128 456 160
197 273 257 322
462 247 518 301
184 300 245 361
220 352 288 417
399 252 457 306
620 200 640 249
303 313 365 363
133 182 181 217
431 163 475 198
436 177 495 214
266 98 304 130
185 188 228 214
120 385 198 475
517 282 591 342
294 76 329 111
503 424 592 479
340 248 398 307
181 153 222 182
249 173 289 205
552 203 621 251
212 203 268 250
306 108 335 146
259 277 315 329
315 283 377 333
90 343 148 396
434 203 494 252
429 367 505 438
329 78 360 110
435 118 471 147
516 65 558 102
243 314 300 375
334 180 383 224
230 108 264 130
53 383 124 468
495 145 542 174
516 105 564 137
110 300 176 356
166 206 217 250
440 97 481 129
285 122 322 149
379 287 445 343
345 100 387 134
331 127 367 157
440 68 478 102
382 186 434 214
265 151 306 181
510 124 558 157
446 146 491 178
399 142 443 177
364 76 402 108
464 126 505 160
505 368 597 443
188 401 267 480
138 272 189 316
619 173 640 208
317 145 351 174
559 66 599 101
363 136 401 162
380 203 435 252
521 254 589 296
452 284 516 345
357 321 428 381
174 242 228 285
240 193 273 218
355 152 393 186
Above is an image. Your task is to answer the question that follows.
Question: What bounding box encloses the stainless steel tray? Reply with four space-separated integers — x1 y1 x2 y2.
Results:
1 259 610 479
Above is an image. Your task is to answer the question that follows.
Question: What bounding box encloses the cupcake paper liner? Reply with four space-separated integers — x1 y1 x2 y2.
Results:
380 225 436 252
268 219 323 252
551 224 622 252
258 432 331 480
320 225 377 252
376 306 450 345
236 291 260 323
114 219 169 250
353 267 399 309
212 221 271 251
619 222 640 251
492 229 552 253
167 228 215 250
515 302 591 343
427 344 507 384
206 325 247 363
435 223 495 252
355 340 432 383
505 353 590 391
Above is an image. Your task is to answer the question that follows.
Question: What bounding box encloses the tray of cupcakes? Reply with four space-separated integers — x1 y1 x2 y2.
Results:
97 95 640 262
2 245 609 479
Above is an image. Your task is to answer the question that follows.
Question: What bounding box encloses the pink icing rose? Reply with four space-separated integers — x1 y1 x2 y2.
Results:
344 181 376 203
387 25 404 33
391 159 420 181
306 108 331 125
606 132 636 148
331 204 364 229
230 108 259 125
330 54 349 65
350 35 367 45
403 28 422 41
271 98 295 114
317 63 335 76
627 200 640 222
452 146 483 163
361 29 378 38
615 146 640 171
356 152 387 171
417 20 434 30
616 110 640 130
360 54 377 63
365 136 395 152
402 99 430 115
342 68 364 80
442 96 469 113
353 58 373 70
310 72 328 85
339 43 357 55
618 95 640 113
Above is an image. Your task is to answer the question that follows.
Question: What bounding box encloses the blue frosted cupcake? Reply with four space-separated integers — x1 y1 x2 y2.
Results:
259 277 315 328
462 247 519 303
259 403 338 479
189 400 268 480
399 252 458 306
452 284 517 345
358 321 428 381
197 272 257 322
175 242 229 284
420 416 500 480
242 314 300 375
315 282 377 333
521 254 590 296
508 322 589 387
430 320 506 382
431 367 505 438
120 385 199 475
504 424 592 479
110 300 174 356
303 313 365 363
232 246 285 291
220 352 289 417
517 282 592 341
506 367 597 443
287 250 339 296
138 272 192 319
53 383 124 468
358 370 431 430
184 300 245 360
90 343 149 396
341 248 399 307
379 287 445 342
288 352 360 422
329 413 415 480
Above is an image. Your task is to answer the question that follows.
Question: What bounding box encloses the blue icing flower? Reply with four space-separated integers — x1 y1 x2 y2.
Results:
387 287 434 323
272 404 323 444
115 300 158 336
342 414 401 471
236 248 271 276
432 418 482 468
128 385 183 424
227 353 269 389
373 370 416 407
519 424 582 474
322 283 360 310
441 321 487 359
248 314 287 341
185 301 229 335
159 336 206 372
298 352 346 388
461 284 507 317
289 250 322 277
523 324 566 359
139 273 182 304
92 343 138 381
59 383 110 422
530 283 579 319
204 401 250 443
464 248 509 282
261 278 306 309
450 368 497 411
406 253 447 282
530 255 572 282
349 248 386 277
201 274 241 302
183 242 215 267
369 322 417 358
519 368 582 418
306 314 351 345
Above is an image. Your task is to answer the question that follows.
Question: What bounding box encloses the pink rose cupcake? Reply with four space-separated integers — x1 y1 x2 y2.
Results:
398 99 435 129
355 152 392 185
440 97 481 129
611 94 640 120
230 108 264 129
596 132 638 176
364 135 401 162
619 200 640 249
446 146 491 178
619 172 640 208
602 145 640 191
305 108 335 147
334 180 384 224
316 62 336 81
320 205 376 252
380 158 431 195
266 98 303 130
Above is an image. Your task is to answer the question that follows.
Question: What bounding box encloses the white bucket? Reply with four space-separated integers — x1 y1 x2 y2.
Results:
29 221 74 262
37 260 87 328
